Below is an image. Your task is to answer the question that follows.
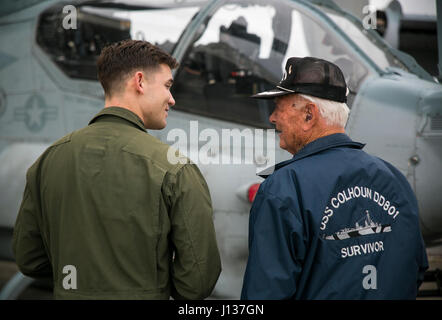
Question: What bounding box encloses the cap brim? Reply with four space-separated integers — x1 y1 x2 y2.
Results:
251 88 292 99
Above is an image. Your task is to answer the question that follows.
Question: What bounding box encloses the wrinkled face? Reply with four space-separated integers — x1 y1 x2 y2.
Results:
141 64 175 130
269 94 309 155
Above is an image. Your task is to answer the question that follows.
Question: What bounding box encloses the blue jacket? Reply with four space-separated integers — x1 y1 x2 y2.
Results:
241 133 428 299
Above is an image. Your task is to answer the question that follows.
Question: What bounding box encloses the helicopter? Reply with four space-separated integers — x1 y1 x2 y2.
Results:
0 0 441 299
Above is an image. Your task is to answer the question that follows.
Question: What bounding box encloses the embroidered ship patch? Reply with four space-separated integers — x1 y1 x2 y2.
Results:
324 210 391 240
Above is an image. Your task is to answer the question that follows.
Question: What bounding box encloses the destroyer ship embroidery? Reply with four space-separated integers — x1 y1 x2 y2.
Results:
324 210 391 240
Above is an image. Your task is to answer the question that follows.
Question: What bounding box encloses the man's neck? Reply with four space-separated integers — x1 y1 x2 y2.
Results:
104 96 144 126
307 126 345 144
293 126 345 155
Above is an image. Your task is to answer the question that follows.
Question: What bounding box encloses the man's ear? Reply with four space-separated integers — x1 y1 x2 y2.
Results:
134 71 144 94
302 102 318 130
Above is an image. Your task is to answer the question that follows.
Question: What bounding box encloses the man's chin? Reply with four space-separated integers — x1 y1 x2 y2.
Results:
157 123 167 130
279 141 288 152
147 122 167 130
279 141 297 155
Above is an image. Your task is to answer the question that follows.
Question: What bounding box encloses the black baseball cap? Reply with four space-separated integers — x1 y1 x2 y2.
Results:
252 57 348 103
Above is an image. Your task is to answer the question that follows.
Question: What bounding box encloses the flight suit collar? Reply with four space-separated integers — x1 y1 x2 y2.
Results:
89 106 146 131
259 133 365 178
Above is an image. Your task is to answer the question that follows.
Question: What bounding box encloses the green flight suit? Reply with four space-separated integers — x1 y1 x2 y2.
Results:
13 107 221 299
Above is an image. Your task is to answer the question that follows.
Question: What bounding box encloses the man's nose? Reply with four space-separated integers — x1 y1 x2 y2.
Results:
269 111 276 124
169 93 175 107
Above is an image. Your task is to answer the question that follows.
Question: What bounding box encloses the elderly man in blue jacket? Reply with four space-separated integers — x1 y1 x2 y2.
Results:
241 57 428 299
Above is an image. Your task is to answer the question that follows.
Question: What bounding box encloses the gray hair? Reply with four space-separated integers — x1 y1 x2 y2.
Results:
299 94 350 127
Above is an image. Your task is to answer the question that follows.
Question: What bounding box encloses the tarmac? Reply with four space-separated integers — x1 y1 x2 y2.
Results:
417 243 442 299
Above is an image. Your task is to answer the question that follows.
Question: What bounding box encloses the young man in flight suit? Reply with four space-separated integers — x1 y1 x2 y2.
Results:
13 40 221 299
241 57 428 299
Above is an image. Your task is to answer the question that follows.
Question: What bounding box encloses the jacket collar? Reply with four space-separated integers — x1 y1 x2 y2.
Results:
89 107 146 132
259 133 365 178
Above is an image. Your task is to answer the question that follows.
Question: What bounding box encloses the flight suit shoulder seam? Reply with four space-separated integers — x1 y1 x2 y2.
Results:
50 132 74 148
121 134 186 173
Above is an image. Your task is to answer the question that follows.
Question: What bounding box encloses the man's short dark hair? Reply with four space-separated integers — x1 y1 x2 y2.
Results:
97 39 179 97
